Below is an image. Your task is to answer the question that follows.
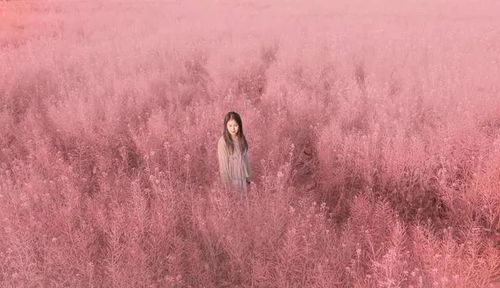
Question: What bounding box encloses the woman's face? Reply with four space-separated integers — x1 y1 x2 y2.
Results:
226 119 239 137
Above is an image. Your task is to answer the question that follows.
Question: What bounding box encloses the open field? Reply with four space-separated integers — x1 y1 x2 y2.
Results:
1 0 499 287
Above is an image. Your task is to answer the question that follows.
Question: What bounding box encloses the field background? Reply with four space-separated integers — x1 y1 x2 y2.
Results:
1 0 499 287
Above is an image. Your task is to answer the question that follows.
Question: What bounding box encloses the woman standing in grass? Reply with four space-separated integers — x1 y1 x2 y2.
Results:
217 111 251 194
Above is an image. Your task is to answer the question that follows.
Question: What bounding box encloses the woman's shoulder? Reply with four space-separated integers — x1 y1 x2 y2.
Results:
217 136 225 146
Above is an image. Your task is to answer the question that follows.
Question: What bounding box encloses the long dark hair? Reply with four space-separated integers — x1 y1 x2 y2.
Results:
222 111 248 155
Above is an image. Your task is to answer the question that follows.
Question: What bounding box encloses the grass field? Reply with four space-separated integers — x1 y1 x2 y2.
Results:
1 0 499 287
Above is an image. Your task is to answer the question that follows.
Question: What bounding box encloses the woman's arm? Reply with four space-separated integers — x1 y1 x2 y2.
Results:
217 138 230 182
243 150 251 183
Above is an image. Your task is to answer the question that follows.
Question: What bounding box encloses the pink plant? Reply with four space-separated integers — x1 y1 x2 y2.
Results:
1 0 499 287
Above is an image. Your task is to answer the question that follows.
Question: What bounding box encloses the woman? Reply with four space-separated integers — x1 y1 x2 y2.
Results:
217 111 251 194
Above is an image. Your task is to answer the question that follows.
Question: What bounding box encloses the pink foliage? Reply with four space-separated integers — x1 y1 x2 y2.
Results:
0 0 499 287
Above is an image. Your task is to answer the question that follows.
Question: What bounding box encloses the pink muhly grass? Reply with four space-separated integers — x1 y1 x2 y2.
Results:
1 0 500 287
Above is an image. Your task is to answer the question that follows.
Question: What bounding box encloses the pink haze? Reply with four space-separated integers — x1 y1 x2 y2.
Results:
0 0 499 287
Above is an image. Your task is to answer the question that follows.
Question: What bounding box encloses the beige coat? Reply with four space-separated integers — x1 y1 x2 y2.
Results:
217 136 251 193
